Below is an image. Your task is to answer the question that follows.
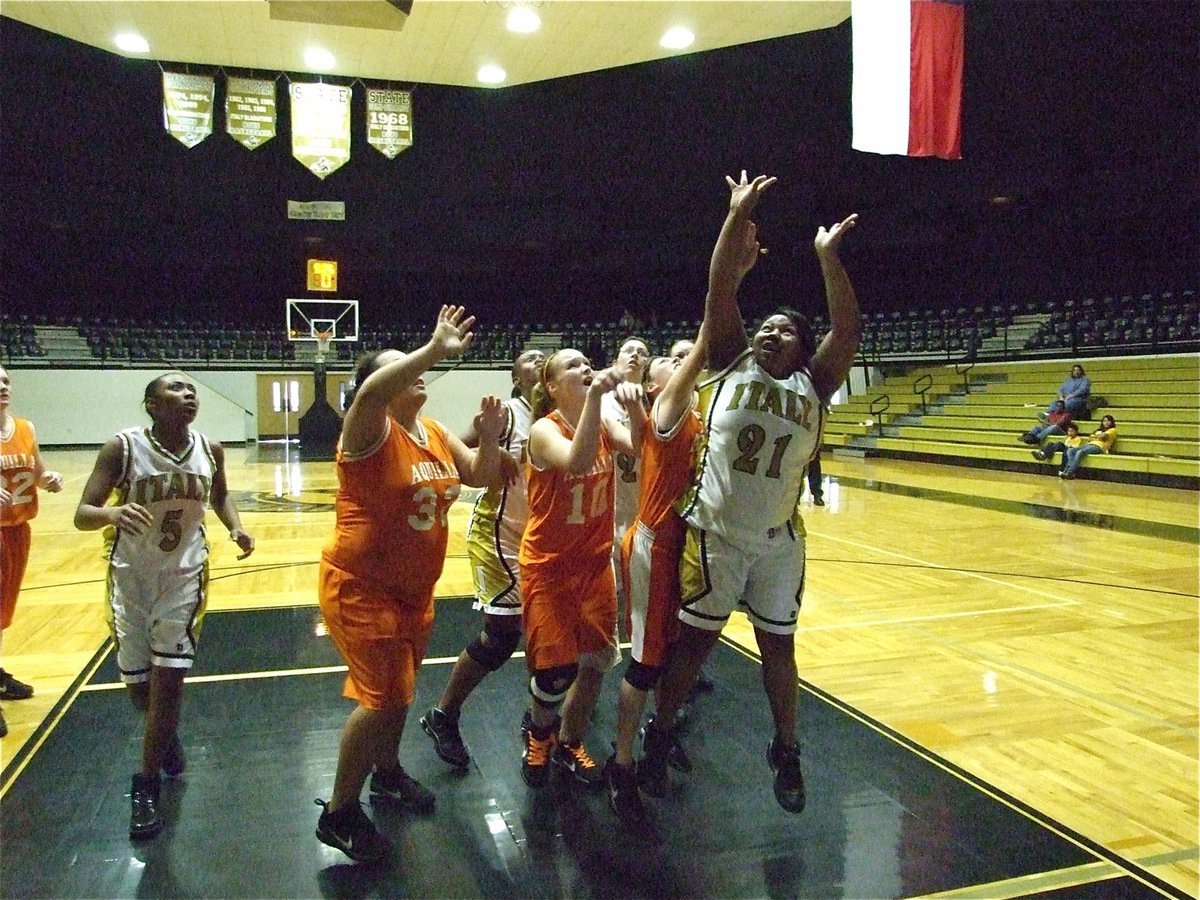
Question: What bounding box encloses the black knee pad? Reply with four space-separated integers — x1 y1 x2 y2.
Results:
465 620 521 672
623 659 662 692
530 664 578 707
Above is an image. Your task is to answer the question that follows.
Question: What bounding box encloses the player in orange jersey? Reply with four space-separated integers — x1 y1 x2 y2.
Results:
518 349 642 790
314 305 508 864
0 365 63 738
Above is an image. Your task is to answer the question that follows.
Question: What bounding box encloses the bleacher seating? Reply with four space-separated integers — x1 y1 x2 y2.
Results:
1 288 1195 372
825 355 1200 487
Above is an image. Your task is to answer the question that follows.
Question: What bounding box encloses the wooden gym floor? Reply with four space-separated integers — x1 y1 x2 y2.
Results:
0 446 1195 898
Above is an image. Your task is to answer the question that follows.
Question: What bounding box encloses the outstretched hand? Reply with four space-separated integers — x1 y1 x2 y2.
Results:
814 213 859 258
587 368 624 398
475 395 508 444
725 170 777 216
431 305 477 359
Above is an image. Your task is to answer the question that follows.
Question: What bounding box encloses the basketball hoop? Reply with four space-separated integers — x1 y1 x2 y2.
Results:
315 330 334 363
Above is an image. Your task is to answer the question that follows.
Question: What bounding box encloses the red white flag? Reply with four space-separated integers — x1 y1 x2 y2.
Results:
851 0 964 159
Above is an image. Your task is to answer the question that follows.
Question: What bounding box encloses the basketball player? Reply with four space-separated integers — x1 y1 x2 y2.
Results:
603 336 651 625
642 172 860 814
0 365 64 738
605 188 767 826
314 305 507 863
420 348 544 769
74 372 255 839
518 350 641 790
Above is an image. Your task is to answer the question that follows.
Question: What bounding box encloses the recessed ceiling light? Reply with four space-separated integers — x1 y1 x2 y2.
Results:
477 64 507 85
304 47 336 71
660 26 695 50
506 6 541 34
114 32 150 54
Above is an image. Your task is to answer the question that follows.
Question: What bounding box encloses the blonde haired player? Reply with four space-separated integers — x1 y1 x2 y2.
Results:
517 349 641 790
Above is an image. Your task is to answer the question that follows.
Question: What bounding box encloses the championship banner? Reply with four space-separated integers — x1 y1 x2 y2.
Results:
162 72 214 148
289 82 352 179
226 76 276 150
365 88 413 158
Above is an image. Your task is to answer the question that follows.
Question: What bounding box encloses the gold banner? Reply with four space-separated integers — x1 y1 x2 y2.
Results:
226 76 276 150
289 82 351 179
162 72 214 148
365 88 413 159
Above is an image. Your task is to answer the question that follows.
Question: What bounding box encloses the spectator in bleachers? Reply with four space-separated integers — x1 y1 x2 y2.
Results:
1030 422 1083 466
1033 416 1118 478
1042 364 1091 418
1019 400 1071 444
1059 415 1118 478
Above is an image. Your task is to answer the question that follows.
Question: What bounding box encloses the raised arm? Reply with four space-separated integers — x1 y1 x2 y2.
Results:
654 327 708 432
208 440 255 559
529 369 622 475
341 305 476 456
446 395 507 487
704 171 777 371
807 214 861 403
606 382 645 457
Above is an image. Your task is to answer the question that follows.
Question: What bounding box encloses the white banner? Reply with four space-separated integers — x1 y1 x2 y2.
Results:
162 72 214 148
289 82 351 179
226 76 276 150
366 88 413 159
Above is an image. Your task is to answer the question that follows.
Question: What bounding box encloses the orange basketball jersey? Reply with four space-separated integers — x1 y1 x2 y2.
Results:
322 417 461 594
635 405 701 532
1 417 40 527
519 410 614 572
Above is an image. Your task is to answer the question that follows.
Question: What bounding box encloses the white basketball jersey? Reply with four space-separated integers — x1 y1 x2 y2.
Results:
467 396 532 557
677 349 823 549
108 426 216 571
601 391 641 535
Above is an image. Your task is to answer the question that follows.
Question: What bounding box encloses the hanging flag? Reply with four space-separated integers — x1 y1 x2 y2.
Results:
851 0 964 159
290 82 352 179
365 87 414 159
162 72 215 148
226 77 277 150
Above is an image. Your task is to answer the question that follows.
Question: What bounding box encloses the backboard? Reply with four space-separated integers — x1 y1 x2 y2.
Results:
286 299 360 343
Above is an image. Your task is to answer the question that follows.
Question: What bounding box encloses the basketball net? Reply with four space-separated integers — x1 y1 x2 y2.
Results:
315 331 333 363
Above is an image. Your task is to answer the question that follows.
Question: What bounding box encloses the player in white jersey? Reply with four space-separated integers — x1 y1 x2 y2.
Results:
75 372 255 841
601 336 650 629
420 348 544 769
640 172 860 815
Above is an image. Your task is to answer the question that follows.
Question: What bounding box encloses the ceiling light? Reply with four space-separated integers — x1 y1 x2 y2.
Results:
114 32 150 54
660 26 695 51
304 47 336 71
506 6 541 33
477 64 507 85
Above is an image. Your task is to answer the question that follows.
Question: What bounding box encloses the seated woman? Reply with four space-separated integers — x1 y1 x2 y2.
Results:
1043 364 1091 418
